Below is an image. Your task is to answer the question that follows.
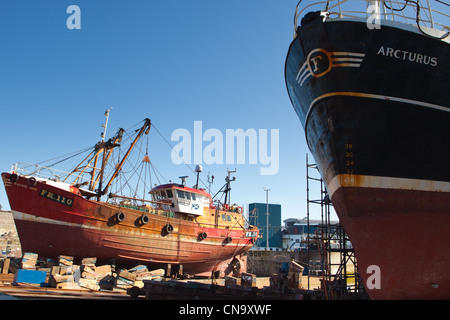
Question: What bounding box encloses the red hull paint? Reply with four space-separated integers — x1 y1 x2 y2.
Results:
332 186 450 300
2 173 257 274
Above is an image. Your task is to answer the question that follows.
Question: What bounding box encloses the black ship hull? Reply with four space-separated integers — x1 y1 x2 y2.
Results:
285 15 450 299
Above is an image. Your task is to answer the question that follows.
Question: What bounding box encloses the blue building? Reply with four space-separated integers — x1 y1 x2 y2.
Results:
248 203 282 249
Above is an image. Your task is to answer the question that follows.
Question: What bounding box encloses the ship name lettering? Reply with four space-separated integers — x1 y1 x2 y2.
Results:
40 188 74 207
377 46 437 66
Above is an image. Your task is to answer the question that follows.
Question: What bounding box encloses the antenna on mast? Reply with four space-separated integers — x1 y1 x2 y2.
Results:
194 165 203 189
100 107 112 141
207 172 215 194
224 168 236 205
179 176 189 187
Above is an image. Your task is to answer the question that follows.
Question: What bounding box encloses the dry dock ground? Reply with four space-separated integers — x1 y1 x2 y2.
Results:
0 285 132 300
0 276 322 300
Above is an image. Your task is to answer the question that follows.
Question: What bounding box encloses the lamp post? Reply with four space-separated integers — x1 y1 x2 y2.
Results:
264 187 271 250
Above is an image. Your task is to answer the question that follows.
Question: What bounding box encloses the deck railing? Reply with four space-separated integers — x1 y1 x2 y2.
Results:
294 0 449 39
10 162 79 184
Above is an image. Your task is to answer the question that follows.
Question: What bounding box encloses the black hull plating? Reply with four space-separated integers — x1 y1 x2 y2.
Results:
285 17 450 186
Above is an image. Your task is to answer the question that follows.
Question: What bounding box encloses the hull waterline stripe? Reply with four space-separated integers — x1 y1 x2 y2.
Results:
328 174 450 198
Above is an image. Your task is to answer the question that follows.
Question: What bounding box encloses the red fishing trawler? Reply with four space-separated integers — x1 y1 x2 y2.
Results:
1 112 258 275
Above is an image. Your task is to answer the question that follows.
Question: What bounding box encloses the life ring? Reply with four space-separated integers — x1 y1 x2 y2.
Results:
236 206 243 214
27 177 37 187
10 173 19 182
209 201 216 209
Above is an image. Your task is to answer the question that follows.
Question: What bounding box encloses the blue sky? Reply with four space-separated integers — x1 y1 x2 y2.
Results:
0 0 336 222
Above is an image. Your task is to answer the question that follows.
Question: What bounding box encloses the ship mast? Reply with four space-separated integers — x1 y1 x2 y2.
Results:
224 169 236 205
97 118 151 199
63 108 115 188
63 112 151 201
92 108 112 190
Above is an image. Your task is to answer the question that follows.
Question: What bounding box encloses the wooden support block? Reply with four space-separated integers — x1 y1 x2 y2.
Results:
78 278 100 291
94 265 111 276
2 258 10 274
58 255 74 266
0 273 15 283
56 282 82 290
81 257 97 266
53 274 74 283
128 265 147 273
135 269 164 280
51 266 60 275
118 269 136 281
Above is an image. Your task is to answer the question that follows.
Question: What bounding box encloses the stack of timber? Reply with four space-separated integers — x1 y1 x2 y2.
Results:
115 266 165 291
0 252 165 292
0 257 14 284
21 253 38 270
78 264 113 291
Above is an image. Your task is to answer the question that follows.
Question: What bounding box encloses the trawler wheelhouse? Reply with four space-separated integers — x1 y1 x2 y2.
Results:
149 184 212 216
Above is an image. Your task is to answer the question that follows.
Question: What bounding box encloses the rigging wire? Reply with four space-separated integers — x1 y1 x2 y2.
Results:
37 146 94 167
31 117 215 203
435 0 449 8
151 122 209 189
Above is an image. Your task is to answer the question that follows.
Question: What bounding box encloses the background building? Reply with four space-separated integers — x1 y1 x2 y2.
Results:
248 203 282 249
282 217 350 251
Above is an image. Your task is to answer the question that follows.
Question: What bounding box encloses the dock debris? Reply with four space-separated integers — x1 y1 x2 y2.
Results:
0 252 164 291
0 252 313 300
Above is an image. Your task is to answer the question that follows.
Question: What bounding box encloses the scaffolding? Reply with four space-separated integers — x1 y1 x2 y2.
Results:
306 154 366 299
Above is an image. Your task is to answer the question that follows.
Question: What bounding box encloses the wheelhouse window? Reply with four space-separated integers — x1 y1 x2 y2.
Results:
177 190 185 198
151 189 173 201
